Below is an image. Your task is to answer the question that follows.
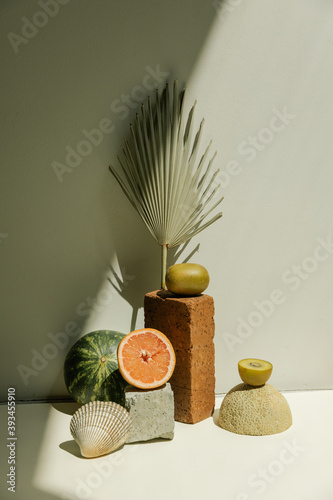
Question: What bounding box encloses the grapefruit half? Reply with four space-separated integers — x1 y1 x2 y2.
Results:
117 328 176 390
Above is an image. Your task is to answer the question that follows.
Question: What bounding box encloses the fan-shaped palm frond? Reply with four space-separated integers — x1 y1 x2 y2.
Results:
109 80 223 289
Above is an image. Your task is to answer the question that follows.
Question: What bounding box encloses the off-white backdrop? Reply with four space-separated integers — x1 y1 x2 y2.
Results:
1 0 332 401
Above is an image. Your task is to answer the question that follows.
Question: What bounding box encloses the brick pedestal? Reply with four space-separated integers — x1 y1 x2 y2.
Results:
144 290 215 424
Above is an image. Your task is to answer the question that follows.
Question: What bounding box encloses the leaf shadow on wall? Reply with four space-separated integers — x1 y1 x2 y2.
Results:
107 241 200 331
10 1 223 498
44 0 219 400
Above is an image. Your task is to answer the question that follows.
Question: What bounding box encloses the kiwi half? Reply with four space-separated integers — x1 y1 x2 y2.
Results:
238 358 273 386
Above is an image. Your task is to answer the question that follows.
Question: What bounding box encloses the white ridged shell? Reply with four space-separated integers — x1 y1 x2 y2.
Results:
70 401 132 458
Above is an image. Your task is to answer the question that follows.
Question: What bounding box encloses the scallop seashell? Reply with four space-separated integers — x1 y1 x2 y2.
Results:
70 401 132 458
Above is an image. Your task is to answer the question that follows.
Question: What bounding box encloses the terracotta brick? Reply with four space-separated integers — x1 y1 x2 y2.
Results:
144 290 215 424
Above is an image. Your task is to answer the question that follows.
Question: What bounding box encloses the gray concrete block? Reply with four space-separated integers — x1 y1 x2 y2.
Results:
125 383 175 443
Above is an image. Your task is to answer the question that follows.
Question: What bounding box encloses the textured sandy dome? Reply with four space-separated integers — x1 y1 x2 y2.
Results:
219 383 292 436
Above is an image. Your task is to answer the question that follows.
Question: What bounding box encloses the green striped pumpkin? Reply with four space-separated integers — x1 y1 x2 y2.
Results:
64 330 127 406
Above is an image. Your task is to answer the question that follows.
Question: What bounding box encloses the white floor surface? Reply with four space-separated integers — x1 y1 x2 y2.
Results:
0 390 332 500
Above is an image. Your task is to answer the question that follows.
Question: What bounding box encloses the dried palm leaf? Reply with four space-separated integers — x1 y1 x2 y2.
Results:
109 80 223 289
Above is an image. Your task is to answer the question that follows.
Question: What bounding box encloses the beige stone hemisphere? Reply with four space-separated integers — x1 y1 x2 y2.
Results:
219 383 292 436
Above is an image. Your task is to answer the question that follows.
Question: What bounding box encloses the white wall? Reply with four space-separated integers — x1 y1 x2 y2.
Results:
1 0 332 401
